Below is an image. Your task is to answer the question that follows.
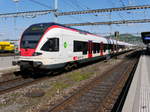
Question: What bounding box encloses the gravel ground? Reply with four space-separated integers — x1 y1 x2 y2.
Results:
0 58 123 112
0 67 20 82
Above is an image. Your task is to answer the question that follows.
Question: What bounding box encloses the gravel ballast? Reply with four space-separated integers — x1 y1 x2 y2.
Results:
0 57 124 112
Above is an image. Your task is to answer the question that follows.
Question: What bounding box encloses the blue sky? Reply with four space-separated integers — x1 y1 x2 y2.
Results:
0 0 150 40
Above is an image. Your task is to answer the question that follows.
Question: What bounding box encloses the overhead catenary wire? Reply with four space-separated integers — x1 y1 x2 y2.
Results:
61 0 99 32
1 0 149 41
61 0 89 23
68 0 106 33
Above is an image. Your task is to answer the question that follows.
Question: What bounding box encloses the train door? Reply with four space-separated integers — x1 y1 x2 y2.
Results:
100 42 103 56
88 41 93 58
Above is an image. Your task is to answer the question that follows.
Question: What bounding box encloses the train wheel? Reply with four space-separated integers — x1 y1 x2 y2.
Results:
65 62 78 71
20 65 34 74
46 71 54 76
65 63 72 71
20 66 26 73
20 66 32 77
72 62 78 70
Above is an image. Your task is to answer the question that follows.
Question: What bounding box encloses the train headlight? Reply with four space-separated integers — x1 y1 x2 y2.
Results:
32 52 42 56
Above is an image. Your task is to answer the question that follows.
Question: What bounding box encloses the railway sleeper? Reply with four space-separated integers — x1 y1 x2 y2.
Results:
85 93 105 98
79 97 102 104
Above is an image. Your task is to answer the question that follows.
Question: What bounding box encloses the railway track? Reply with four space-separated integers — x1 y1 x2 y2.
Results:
0 75 50 95
0 50 138 99
0 76 32 95
0 72 20 82
46 51 140 112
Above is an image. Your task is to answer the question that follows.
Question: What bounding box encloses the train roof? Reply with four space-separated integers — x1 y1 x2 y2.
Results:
26 22 96 36
25 22 132 46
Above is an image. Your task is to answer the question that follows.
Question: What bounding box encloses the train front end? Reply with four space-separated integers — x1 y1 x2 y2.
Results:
13 23 50 72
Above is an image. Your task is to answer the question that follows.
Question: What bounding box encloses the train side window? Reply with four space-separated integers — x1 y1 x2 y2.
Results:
108 44 110 50
93 43 96 54
110 44 112 50
82 42 88 55
103 44 107 52
74 41 83 52
74 41 88 55
114 45 116 50
96 43 100 53
93 43 100 54
41 38 59 52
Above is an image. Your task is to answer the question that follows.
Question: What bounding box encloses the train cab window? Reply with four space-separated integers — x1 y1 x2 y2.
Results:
41 38 59 52
21 33 43 49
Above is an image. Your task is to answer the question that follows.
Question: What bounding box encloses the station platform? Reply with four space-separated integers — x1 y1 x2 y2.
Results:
0 56 18 70
0 56 19 75
122 54 150 112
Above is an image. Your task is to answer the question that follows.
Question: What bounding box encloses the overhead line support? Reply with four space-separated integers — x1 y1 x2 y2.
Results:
56 5 150 16
64 19 150 26
0 9 56 18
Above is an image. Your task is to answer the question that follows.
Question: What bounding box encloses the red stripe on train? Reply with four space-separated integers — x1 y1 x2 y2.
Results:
20 48 35 56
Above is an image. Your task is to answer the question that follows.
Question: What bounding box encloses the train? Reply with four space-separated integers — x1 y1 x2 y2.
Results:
0 41 15 53
12 22 133 73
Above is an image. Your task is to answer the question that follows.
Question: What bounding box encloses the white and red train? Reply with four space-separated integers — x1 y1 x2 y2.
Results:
13 22 133 73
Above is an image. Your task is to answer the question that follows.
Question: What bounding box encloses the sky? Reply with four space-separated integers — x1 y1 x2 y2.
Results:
0 0 150 40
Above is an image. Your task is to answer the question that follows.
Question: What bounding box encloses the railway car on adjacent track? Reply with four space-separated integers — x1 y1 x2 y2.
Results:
0 41 15 53
13 22 133 73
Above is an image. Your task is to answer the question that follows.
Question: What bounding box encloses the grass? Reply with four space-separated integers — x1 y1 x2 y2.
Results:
36 72 93 111
11 93 21 98
44 82 70 98
24 63 104 112
0 103 8 107
53 82 70 90
68 71 92 82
